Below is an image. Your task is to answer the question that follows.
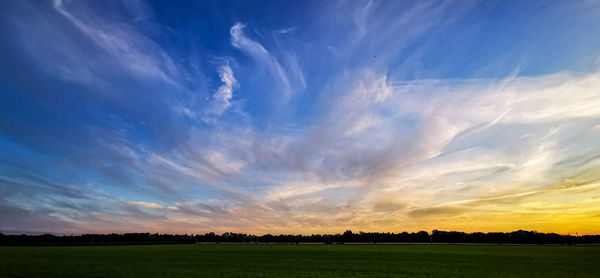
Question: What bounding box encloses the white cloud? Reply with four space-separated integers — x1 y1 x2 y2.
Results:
130 201 177 210
207 64 237 116
275 26 300 34
52 0 180 86
230 23 304 96
203 150 246 174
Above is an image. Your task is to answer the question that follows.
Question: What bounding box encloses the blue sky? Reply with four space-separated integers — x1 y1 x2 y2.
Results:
1 0 600 234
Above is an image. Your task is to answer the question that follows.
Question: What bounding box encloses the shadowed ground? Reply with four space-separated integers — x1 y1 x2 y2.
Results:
1 244 599 277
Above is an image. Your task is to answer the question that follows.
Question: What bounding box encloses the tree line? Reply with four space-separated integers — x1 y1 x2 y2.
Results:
1 230 598 245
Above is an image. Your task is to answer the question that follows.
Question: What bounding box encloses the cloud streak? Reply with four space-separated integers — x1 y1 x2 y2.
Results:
52 0 180 86
230 23 305 97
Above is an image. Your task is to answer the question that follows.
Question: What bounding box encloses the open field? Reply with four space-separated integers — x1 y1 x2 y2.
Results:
1 244 599 277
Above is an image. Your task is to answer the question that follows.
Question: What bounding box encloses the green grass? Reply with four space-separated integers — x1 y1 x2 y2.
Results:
1 244 599 277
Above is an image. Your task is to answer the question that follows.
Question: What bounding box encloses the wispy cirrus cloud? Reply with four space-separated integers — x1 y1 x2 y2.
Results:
274 26 299 34
206 63 237 116
129 201 177 210
52 0 180 86
230 23 305 97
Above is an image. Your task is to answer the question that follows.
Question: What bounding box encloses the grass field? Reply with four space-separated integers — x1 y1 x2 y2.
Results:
1 244 599 277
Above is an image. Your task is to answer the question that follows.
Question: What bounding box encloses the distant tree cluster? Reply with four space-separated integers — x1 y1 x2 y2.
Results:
1 230 598 246
430 230 593 245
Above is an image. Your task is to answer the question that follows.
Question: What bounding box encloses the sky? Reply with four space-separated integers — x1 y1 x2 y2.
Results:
1 0 600 235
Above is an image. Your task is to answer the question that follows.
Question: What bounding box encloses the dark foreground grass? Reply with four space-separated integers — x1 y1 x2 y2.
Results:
1 244 599 277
